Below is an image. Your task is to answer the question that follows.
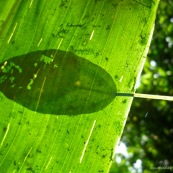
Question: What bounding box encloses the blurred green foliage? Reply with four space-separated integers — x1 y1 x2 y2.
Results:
110 0 173 172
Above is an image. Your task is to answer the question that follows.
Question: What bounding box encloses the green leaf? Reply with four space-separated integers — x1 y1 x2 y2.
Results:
0 0 159 172
0 49 116 115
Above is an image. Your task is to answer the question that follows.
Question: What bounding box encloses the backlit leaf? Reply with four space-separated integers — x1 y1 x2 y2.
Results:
0 49 116 115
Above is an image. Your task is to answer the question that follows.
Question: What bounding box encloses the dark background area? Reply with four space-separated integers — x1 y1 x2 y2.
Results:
110 0 173 172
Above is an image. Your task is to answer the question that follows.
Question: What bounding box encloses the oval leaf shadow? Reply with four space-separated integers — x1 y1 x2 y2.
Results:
0 50 116 115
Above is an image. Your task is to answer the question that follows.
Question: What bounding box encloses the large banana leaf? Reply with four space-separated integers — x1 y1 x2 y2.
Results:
0 0 159 172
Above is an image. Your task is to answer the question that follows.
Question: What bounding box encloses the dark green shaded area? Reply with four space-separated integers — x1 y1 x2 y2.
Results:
0 49 117 115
